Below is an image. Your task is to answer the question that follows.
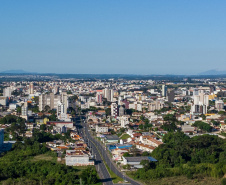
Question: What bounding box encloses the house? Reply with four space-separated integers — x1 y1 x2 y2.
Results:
122 156 157 168
140 135 163 147
47 121 74 129
96 124 108 133
135 142 156 153
181 123 195 134
25 131 33 138
220 124 226 132
112 148 128 161
65 150 94 166
25 122 35 130
104 135 119 143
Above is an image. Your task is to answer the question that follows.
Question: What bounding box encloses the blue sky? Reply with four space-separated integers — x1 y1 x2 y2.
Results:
0 1 225 74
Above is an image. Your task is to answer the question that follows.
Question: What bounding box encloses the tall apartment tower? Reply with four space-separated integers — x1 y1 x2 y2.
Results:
61 92 68 114
191 93 209 114
3 87 12 97
29 82 34 94
119 106 125 116
162 85 167 97
96 92 103 104
167 89 175 103
39 93 61 111
21 102 28 116
104 88 114 102
111 103 118 117
53 86 59 94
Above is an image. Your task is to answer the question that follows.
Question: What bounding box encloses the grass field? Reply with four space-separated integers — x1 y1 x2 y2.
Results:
126 173 222 185
31 154 55 162
120 134 131 140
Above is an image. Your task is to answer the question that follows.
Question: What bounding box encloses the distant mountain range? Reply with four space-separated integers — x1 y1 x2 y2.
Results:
1 69 226 76
1 70 33 74
198 70 226 75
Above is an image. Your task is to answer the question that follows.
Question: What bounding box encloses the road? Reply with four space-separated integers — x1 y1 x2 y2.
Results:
75 115 141 185
75 116 113 185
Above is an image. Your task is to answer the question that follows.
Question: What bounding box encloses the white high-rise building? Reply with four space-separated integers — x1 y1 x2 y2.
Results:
39 93 61 111
104 88 114 102
21 102 28 116
120 116 129 128
119 106 125 116
162 85 167 97
61 92 68 114
191 93 209 114
111 103 118 117
3 87 12 97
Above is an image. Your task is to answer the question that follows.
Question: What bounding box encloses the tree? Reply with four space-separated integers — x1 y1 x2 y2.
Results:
211 119 220 126
201 114 206 120
43 105 50 112
16 106 21 114
105 108 111 116
140 160 156 171
123 152 131 157
40 124 47 131
142 151 150 156
125 109 135 116
193 121 212 132
80 166 98 184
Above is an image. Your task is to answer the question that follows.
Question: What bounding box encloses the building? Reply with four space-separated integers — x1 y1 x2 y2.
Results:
120 116 129 127
65 150 94 166
96 91 103 104
104 135 119 143
0 97 9 106
148 100 164 111
220 124 226 132
39 93 61 111
215 100 224 111
57 100 70 121
104 88 114 102
53 86 59 94
9 103 17 110
140 135 163 147
3 87 12 97
47 121 73 133
96 124 108 133
122 156 157 168
61 92 68 114
167 89 175 103
111 103 118 117
29 82 34 94
119 106 124 116
191 92 209 114
181 124 195 134
162 85 167 97
21 102 28 116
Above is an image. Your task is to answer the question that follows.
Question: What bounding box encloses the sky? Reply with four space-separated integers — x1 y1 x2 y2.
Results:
0 0 226 75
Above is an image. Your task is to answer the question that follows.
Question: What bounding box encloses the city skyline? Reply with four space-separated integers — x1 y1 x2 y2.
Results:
0 1 226 75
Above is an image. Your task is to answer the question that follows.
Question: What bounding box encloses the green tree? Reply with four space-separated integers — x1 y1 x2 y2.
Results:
105 108 111 116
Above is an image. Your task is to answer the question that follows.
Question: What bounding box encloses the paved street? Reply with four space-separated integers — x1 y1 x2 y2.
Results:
75 115 141 185
75 116 113 185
